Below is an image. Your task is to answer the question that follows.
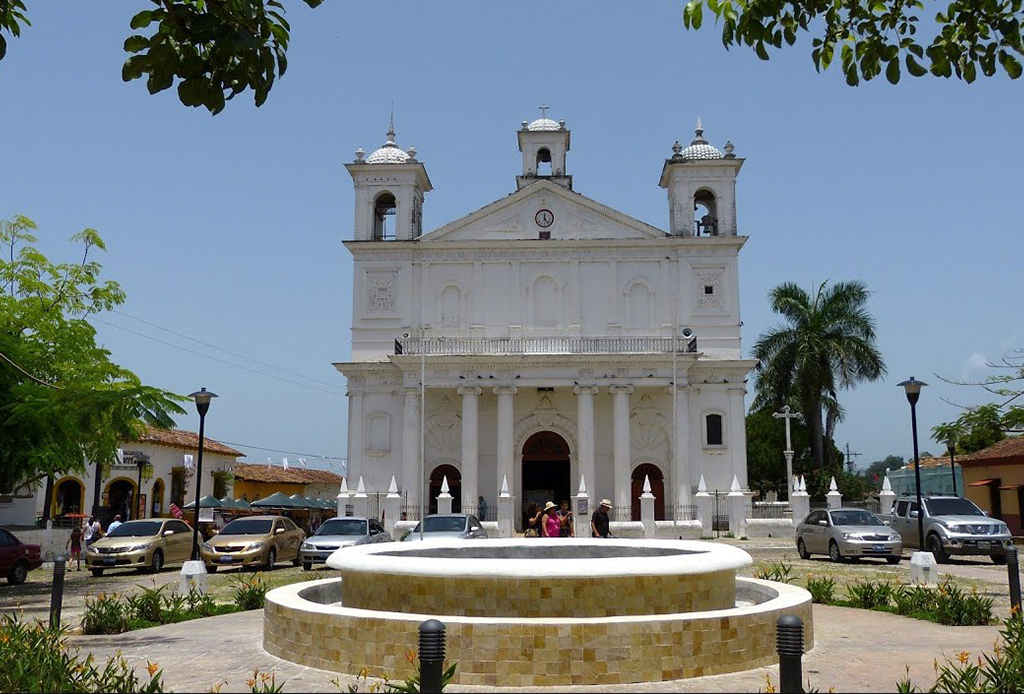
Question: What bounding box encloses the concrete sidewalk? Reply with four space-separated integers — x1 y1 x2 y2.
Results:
70 604 1003 693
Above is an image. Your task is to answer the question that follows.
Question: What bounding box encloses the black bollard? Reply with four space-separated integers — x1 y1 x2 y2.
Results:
776 614 804 694
418 619 446 694
49 557 66 630
1008 546 1022 613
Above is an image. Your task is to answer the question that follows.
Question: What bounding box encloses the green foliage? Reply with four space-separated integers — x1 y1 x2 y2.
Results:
815 578 993 626
754 560 794 583
846 580 894 609
0 215 184 495
126 583 167 623
805 575 836 604
0 613 165 693
247 669 286 693
866 454 905 486
933 349 1024 454
892 584 935 616
84 586 240 635
0 1 324 114
682 0 1024 85
932 581 994 627
752 281 886 473
82 592 130 635
385 661 457 693
233 572 269 611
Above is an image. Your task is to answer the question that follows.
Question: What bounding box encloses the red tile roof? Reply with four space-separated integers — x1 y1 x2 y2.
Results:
903 455 953 470
958 437 1024 464
232 462 344 486
136 426 244 458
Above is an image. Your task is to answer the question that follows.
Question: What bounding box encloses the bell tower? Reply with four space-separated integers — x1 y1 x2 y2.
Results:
659 118 743 237
516 104 572 191
346 118 432 241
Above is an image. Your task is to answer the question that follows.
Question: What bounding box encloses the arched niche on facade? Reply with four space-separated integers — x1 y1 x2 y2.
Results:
624 279 655 330
529 275 561 329
428 462 462 515
372 191 397 240
365 411 392 456
693 187 719 236
151 478 165 517
631 462 666 521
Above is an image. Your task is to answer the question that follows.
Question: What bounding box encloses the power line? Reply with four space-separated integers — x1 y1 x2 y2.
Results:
94 318 346 397
111 308 346 392
213 438 346 461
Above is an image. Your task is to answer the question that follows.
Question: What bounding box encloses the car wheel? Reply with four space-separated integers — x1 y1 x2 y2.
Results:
926 534 949 563
886 556 902 565
91 568 104 577
148 550 164 574
264 548 276 572
991 553 1008 565
302 562 312 572
829 540 843 563
206 565 217 574
797 538 810 560
291 555 301 568
8 560 28 585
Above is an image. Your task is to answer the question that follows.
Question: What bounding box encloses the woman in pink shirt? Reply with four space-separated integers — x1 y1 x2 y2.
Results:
541 502 561 538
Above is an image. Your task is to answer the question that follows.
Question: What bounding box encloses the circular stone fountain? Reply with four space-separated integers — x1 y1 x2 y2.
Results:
264 539 813 687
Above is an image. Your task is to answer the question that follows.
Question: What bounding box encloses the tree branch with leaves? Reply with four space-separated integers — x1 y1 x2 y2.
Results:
932 349 1024 453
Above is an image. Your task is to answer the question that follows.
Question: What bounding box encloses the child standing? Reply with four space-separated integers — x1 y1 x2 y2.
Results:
66 524 83 570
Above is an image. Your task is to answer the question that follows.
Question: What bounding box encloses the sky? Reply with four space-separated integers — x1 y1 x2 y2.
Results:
1 1 1021 472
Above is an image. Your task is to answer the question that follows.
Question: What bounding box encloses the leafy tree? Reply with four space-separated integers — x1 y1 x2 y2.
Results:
0 0 323 115
0 215 184 499
752 280 886 474
932 352 1024 453
682 0 1024 85
865 453 905 485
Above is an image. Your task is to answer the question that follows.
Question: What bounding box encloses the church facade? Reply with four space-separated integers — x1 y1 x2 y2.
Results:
335 110 755 527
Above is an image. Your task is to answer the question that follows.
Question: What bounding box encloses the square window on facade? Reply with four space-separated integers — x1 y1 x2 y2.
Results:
704 285 714 295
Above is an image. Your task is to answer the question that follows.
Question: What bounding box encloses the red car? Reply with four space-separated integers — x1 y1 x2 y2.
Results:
0 528 43 585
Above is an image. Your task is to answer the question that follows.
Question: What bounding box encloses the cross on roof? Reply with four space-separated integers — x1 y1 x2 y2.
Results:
539 103 549 119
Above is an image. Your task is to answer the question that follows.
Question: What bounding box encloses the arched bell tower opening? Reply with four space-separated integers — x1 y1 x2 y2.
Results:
517 105 572 190
373 191 397 241
521 431 571 527
694 188 718 236
536 147 552 176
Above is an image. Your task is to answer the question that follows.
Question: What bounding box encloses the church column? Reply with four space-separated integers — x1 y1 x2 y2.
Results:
458 387 482 515
347 383 364 485
401 387 420 509
493 387 517 503
728 384 748 487
573 386 597 498
672 384 692 506
610 385 634 511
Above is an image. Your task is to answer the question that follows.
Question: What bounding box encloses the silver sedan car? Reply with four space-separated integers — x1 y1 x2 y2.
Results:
796 508 903 563
299 517 391 570
401 514 488 542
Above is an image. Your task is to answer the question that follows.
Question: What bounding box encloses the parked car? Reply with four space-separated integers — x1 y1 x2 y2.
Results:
890 495 1012 563
84 518 194 577
401 513 488 542
201 515 304 571
299 517 391 570
0 528 43 585
796 508 903 563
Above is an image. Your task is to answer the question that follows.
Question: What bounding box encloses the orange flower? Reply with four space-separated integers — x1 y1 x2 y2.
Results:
147 662 159 677
405 649 417 664
956 651 970 665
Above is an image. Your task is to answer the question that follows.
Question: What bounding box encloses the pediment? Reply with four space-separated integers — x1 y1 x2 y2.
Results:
419 181 667 242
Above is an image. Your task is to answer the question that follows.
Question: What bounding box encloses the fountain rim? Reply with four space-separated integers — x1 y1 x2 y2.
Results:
324 537 752 579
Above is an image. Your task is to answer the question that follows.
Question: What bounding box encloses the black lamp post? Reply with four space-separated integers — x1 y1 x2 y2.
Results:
134 455 152 520
187 388 218 560
899 377 928 549
946 438 959 497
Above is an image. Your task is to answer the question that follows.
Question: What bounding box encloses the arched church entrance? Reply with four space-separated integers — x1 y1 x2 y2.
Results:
428 464 461 515
521 431 571 528
104 478 136 524
53 478 84 517
631 463 666 521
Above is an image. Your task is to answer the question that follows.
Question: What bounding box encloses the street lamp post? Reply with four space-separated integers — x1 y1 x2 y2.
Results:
946 438 959 497
134 455 152 521
187 388 218 560
899 377 928 548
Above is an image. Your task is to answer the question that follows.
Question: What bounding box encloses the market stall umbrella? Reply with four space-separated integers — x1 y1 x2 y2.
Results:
232 498 252 511
251 491 297 509
182 495 224 510
218 497 241 510
288 494 320 509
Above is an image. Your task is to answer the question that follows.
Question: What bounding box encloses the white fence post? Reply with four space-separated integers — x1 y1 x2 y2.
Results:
382 476 402 538
879 474 897 516
574 475 590 538
436 475 453 515
728 476 747 538
352 476 369 518
336 478 351 517
791 476 810 528
640 475 656 538
696 475 713 537
826 476 843 510
497 475 515 538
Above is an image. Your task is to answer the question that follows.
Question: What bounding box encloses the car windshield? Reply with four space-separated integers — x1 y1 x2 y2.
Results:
926 498 986 517
219 519 274 535
412 516 468 533
106 521 163 538
316 519 366 537
829 510 883 527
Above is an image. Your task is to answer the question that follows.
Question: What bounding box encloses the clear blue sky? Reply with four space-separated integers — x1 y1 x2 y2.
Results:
2 1 1020 471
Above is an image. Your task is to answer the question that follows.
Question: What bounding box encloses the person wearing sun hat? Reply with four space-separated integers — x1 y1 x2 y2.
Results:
540 501 562 537
590 499 613 538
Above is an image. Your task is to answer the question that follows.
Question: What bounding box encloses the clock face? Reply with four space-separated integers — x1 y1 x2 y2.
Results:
535 209 554 228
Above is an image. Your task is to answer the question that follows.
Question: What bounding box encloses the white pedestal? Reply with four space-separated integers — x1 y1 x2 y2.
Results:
180 560 208 594
790 492 811 527
382 493 402 538
826 491 843 510
640 494 656 538
696 493 713 537
497 494 515 538
879 490 896 516
910 551 938 585
437 492 453 515
728 493 748 538
573 494 590 538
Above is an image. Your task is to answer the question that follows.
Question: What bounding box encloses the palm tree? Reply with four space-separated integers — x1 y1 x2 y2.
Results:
752 281 886 471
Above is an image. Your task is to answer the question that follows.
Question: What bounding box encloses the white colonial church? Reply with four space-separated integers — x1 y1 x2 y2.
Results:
335 109 756 527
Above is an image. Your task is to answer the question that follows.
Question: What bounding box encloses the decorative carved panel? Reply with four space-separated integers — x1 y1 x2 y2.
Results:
365 272 397 314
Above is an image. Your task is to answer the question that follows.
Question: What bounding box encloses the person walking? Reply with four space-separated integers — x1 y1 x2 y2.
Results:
66 524 83 570
590 499 613 538
478 496 489 521
82 515 102 550
524 502 542 537
558 501 574 537
541 501 561 538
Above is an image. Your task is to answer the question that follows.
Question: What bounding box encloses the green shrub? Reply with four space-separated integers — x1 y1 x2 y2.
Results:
0 613 165 693
805 576 836 604
933 581 993 627
846 581 893 610
234 572 269 611
892 584 934 617
754 560 794 584
82 592 130 635
185 585 217 618
128 584 167 623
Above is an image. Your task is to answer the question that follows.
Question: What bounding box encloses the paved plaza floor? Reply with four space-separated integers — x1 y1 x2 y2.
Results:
69 604 1002 693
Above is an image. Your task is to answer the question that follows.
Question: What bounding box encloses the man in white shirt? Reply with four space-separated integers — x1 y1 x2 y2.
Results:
106 515 123 534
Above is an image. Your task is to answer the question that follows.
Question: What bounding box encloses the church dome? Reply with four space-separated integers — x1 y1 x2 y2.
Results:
672 118 723 161
365 121 411 164
527 117 561 131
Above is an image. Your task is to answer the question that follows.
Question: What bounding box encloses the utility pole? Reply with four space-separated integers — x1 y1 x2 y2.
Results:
773 406 802 502
844 443 862 473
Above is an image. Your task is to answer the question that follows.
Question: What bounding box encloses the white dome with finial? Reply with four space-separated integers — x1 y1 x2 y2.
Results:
677 117 723 161
526 103 562 131
365 119 411 164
